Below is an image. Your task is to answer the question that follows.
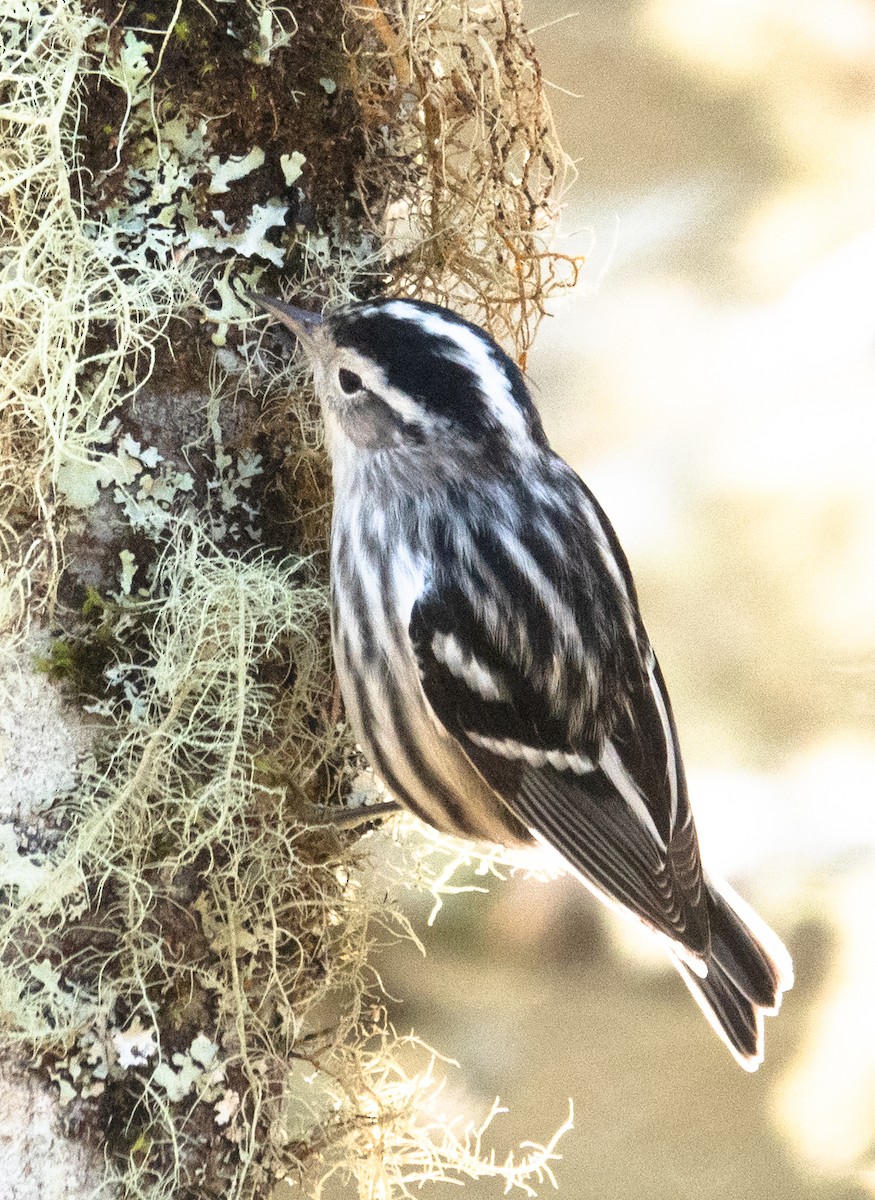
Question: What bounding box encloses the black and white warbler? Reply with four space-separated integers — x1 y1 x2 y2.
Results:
252 292 793 1069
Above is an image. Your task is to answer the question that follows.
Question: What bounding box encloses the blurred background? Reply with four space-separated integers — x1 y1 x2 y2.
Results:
373 1 875 1195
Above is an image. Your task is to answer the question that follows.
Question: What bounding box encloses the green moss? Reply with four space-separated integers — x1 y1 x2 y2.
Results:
33 587 124 700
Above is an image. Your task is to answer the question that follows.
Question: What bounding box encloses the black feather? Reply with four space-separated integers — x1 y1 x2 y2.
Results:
320 295 792 1068
328 299 548 447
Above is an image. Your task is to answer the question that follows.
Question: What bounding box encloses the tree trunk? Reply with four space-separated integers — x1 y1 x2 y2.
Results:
0 2 575 1195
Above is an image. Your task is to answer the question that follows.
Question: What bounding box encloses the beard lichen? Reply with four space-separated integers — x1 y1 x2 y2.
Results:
1 1 577 1196
348 0 582 362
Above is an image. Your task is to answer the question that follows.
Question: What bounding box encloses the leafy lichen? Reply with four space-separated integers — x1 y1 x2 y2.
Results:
0 1 578 1195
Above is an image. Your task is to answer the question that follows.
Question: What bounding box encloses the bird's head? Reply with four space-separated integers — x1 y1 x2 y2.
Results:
250 295 547 465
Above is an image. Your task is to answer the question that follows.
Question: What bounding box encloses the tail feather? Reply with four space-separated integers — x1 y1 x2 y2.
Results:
707 886 786 1006
674 879 793 1071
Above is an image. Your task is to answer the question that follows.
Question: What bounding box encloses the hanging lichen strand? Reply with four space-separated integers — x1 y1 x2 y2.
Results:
0 1 576 1196
350 0 580 363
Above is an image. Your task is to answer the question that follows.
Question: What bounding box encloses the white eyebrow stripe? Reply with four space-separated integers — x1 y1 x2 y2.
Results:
431 632 508 701
375 301 532 450
335 346 425 426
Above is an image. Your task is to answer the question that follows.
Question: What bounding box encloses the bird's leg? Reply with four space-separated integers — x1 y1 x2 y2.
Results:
319 673 397 827
317 800 402 829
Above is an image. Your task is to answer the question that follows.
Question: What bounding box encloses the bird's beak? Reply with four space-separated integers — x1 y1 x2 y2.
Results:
248 292 323 353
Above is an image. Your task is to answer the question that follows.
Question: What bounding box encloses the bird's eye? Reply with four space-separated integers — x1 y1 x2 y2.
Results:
338 368 363 394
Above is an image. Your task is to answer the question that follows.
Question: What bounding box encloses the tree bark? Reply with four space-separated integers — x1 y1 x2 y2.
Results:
0 2 574 1195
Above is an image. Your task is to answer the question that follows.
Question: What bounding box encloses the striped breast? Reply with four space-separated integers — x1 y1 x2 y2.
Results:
330 495 530 847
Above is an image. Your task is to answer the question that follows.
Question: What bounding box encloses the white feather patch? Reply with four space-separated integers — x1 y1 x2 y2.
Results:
598 741 664 847
499 536 586 666
431 632 507 701
467 732 596 774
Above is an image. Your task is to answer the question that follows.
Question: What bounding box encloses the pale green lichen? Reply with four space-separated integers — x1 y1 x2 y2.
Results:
118 550 137 597
280 150 307 187
0 0 577 1195
0 824 48 898
208 147 266 195
152 1033 225 1104
112 1016 157 1068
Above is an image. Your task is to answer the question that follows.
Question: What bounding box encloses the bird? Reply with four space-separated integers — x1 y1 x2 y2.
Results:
250 291 794 1070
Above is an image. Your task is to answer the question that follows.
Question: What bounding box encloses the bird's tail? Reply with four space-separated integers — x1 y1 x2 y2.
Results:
675 879 794 1070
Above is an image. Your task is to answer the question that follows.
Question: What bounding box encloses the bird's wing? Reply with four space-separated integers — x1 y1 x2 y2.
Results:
409 506 710 959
